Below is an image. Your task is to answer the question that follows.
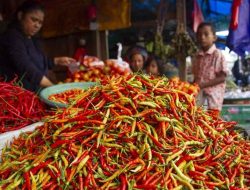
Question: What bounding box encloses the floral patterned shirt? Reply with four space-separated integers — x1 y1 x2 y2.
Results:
192 44 228 110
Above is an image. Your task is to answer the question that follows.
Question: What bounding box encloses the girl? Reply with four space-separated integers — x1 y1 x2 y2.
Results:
127 46 148 72
145 55 162 77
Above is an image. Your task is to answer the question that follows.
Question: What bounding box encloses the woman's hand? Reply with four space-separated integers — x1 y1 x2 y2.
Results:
54 57 76 66
40 76 53 87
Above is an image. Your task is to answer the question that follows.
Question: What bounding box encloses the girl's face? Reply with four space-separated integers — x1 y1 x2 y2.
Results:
147 60 159 76
130 53 144 72
197 25 216 51
19 10 44 37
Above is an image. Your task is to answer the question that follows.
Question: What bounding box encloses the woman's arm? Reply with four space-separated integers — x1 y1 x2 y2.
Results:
7 30 44 85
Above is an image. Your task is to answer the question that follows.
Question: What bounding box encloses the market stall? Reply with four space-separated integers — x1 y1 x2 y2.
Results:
0 74 250 189
0 0 250 189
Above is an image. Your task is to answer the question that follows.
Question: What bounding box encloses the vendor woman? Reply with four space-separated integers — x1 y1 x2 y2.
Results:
0 0 76 92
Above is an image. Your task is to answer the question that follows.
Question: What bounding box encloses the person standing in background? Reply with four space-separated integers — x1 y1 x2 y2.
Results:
192 22 228 115
0 0 76 92
73 37 87 62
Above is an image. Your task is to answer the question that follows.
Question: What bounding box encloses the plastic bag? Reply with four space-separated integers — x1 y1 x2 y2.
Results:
105 43 131 74
105 59 131 74
83 56 104 68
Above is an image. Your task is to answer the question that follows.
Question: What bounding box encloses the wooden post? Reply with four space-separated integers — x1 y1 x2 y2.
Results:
100 30 109 60
176 0 187 81
96 30 101 58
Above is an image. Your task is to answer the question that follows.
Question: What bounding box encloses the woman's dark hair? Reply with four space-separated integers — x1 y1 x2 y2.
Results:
126 45 148 62
9 0 44 28
197 22 216 35
16 0 44 18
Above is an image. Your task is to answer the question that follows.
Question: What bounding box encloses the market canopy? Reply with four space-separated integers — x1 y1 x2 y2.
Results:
0 0 131 38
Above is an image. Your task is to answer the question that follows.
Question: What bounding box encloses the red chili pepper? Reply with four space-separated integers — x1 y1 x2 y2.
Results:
30 159 52 175
144 131 163 148
21 183 27 190
48 183 58 190
135 184 156 189
78 173 83 190
51 140 71 149
48 169 57 179
188 170 207 180
84 173 91 188
72 151 88 165
212 145 230 161
42 181 56 189
90 173 98 188
24 172 31 190
152 150 164 163
169 100 179 120
0 169 11 179
0 81 45 133
119 174 127 190
70 119 103 125
114 103 133 115
229 186 244 190
224 155 237 168
67 143 76 157
137 77 153 88
214 170 225 181
144 171 161 185
173 130 179 146
194 164 207 172
102 91 114 102
83 96 95 111
175 130 200 141
136 167 153 182
230 165 240 183
150 175 162 186
136 109 157 117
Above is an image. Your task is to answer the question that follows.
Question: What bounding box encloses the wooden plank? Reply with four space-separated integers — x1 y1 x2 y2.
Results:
176 0 187 81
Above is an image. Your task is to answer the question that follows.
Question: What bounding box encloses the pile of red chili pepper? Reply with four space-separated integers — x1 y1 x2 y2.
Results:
0 81 45 134
48 88 85 104
0 74 249 189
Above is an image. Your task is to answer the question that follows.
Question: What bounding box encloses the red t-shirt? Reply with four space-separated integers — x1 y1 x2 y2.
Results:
73 47 87 61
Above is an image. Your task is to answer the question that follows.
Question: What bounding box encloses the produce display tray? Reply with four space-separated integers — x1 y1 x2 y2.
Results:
39 82 97 108
223 98 250 104
221 104 250 131
0 122 44 156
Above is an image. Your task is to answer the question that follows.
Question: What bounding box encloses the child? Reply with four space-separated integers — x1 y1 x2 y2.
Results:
73 37 87 62
130 52 145 72
192 22 228 114
145 55 162 77
127 46 148 72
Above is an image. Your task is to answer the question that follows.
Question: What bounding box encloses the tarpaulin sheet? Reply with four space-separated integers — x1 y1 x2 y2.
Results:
226 0 250 56
41 0 131 38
